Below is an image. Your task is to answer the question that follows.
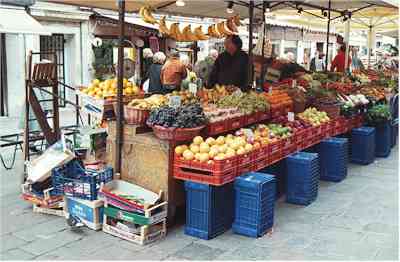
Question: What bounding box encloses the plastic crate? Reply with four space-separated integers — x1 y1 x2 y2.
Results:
351 127 375 165
373 122 391 158
184 181 234 240
232 172 276 238
64 197 104 230
205 121 227 136
259 160 286 200
315 138 348 182
52 160 113 201
286 152 319 205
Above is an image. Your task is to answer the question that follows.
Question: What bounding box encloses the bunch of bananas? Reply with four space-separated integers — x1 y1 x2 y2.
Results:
139 6 158 24
158 15 242 42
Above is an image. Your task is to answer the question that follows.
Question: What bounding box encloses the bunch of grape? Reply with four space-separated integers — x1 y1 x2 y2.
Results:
147 104 206 128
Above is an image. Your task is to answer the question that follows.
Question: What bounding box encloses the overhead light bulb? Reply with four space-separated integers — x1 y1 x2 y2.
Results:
176 0 185 7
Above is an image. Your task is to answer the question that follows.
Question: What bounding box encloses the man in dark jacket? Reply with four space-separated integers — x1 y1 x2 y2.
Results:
148 52 167 94
310 50 325 72
208 35 250 91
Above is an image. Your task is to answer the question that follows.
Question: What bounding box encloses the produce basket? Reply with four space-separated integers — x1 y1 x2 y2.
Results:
244 113 258 126
150 125 205 141
52 160 113 201
255 110 271 122
205 121 227 136
123 106 150 125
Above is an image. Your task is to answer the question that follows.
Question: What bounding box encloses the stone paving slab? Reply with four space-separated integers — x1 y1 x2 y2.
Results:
0 143 398 260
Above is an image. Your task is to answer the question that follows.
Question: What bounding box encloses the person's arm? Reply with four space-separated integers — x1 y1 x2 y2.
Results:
181 64 188 79
160 65 165 84
208 56 220 89
330 55 338 72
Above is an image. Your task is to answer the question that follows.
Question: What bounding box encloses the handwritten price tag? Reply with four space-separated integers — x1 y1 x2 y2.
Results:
188 83 197 94
169 96 181 108
287 112 295 122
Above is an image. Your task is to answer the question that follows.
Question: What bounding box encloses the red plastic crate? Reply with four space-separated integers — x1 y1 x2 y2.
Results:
237 152 253 166
228 116 243 130
174 154 238 173
253 156 268 171
173 166 237 186
251 147 264 161
237 162 253 175
206 121 227 136
256 110 271 122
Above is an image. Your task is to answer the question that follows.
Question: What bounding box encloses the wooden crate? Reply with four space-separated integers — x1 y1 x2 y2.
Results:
64 197 104 231
102 217 166 245
33 205 65 217
106 132 185 222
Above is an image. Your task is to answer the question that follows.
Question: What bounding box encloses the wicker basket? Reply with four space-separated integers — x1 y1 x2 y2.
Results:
315 102 341 119
151 125 205 141
123 106 150 125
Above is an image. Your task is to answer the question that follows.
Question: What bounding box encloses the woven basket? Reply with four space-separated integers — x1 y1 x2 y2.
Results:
151 125 205 141
315 103 341 119
123 106 150 125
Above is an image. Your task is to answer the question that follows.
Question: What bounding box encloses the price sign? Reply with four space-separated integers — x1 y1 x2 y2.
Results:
233 89 242 96
287 112 295 122
188 83 197 95
269 86 273 94
169 95 181 108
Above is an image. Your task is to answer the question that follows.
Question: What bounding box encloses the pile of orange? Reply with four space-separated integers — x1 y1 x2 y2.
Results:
82 78 140 99
262 89 293 111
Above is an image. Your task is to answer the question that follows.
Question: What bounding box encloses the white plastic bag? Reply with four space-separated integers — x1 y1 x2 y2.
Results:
143 79 150 93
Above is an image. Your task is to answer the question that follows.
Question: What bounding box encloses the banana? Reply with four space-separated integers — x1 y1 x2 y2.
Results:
194 26 209 41
142 6 158 24
158 16 170 35
217 22 233 36
226 17 238 33
233 15 242 26
169 23 179 40
207 24 221 38
182 25 196 42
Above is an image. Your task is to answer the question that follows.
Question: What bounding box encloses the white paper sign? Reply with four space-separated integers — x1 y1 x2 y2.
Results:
169 95 181 108
287 112 295 122
292 79 297 88
188 83 197 95
269 86 273 94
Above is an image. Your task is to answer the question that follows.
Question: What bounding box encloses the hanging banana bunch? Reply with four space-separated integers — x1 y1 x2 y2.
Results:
139 6 158 24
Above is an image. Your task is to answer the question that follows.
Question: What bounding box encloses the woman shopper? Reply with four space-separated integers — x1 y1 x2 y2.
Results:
331 43 352 73
148 52 167 94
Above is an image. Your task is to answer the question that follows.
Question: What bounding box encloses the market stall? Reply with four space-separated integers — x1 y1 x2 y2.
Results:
22 0 399 246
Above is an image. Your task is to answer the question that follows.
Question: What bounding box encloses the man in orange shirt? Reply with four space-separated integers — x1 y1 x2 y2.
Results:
330 43 352 73
160 49 187 91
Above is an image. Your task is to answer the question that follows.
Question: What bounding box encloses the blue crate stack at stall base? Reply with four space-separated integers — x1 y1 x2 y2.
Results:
259 161 286 200
350 127 376 165
232 172 276 238
184 181 234 240
373 122 392 157
52 160 113 201
391 122 398 148
286 152 319 205
313 137 348 182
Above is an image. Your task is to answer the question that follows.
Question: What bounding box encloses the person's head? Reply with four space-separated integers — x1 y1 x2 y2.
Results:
143 48 153 59
285 52 295 62
153 52 166 64
169 49 180 59
317 49 325 59
209 49 219 60
224 35 242 55
339 43 346 52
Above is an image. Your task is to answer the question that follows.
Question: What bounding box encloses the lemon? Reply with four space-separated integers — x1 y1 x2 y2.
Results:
92 79 100 85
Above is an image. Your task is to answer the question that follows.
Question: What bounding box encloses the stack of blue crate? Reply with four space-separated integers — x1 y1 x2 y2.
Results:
259 160 286 200
232 172 276 238
184 181 234 240
351 127 375 165
316 137 348 182
373 122 391 157
286 152 319 205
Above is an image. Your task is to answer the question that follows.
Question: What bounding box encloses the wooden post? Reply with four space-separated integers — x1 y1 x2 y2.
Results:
115 0 125 174
325 0 331 72
260 2 267 89
248 0 254 87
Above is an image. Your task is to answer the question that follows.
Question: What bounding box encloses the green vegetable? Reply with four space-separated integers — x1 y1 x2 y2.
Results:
366 104 391 125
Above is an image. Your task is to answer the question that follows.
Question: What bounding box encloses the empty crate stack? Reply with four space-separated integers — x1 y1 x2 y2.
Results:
259 160 286 200
374 122 391 157
286 152 319 205
315 137 348 182
232 172 276 238
351 127 376 165
184 181 234 240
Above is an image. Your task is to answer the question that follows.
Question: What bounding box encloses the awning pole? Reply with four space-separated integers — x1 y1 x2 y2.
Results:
325 0 331 72
248 0 254 88
344 18 350 73
367 25 373 68
260 2 267 89
115 0 125 174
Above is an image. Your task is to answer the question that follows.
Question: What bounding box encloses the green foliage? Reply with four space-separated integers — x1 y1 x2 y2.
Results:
366 104 391 125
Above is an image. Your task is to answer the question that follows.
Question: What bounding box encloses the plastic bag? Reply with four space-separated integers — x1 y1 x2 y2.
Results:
143 79 150 93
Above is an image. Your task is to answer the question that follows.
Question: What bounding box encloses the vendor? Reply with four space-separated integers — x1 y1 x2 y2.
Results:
310 50 325 72
160 49 187 92
208 35 250 92
330 43 352 73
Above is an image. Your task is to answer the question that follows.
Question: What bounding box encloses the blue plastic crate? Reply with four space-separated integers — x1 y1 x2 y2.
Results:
286 152 319 205
351 127 375 165
259 160 286 200
373 122 391 158
314 137 348 182
184 181 234 240
233 172 276 238
52 160 114 201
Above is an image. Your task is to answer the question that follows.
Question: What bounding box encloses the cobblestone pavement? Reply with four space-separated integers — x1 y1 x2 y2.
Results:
0 135 398 260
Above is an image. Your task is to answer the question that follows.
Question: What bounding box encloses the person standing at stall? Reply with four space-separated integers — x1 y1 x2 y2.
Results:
351 47 364 70
147 52 167 94
310 50 326 72
330 43 352 73
208 35 250 91
160 49 187 92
